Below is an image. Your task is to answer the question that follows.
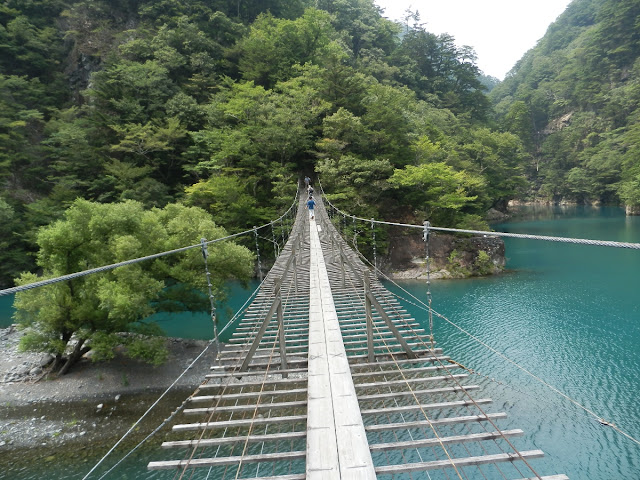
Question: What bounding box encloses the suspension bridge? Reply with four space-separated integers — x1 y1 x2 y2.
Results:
144 193 569 480
7 186 640 479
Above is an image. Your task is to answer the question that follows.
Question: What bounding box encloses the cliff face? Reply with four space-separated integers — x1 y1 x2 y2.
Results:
383 227 505 279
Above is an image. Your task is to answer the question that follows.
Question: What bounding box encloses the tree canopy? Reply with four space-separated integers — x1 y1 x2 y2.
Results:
13 200 254 374
0 0 524 289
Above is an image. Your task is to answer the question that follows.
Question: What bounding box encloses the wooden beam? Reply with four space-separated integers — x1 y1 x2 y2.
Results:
355 373 467 389
374 450 545 474
361 398 492 416
350 356 448 369
367 291 415 358
183 400 307 415
365 413 508 432
369 429 524 451
189 388 307 403
351 363 458 378
148 450 305 470
173 414 307 432
197 376 306 390
206 366 308 377
514 476 569 480
358 385 480 401
161 431 307 449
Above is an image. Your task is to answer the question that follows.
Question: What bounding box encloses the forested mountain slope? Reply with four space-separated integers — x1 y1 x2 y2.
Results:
1 0 527 286
491 0 640 212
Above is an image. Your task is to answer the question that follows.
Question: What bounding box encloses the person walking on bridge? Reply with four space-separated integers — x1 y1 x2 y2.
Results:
307 195 315 220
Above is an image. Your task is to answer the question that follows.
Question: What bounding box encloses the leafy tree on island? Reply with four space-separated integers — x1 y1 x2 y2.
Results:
12 200 254 375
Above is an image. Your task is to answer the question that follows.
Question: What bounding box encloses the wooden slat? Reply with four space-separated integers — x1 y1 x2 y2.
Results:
514 476 569 480
355 373 467 388
365 413 508 432
361 398 492 416
183 400 307 415
358 385 480 400
248 476 306 480
351 363 458 378
370 429 524 451
375 450 545 474
148 450 305 470
189 388 307 403
173 414 307 432
347 348 442 361
350 356 447 369
162 431 307 449
207 366 308 377
197 376 306 390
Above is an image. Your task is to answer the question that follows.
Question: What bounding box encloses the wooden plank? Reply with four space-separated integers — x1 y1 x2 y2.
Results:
361 398 492 416
148 450 305 470
350 356 448 369
197 376 306 390
189 388 307 403
173 414 307 432
351 363 458 378
162 431 307 449
514 476 569 480
183 400 307 415
206 367 308 377
218 359 308 369
367 291 415 357
358 385 480 401
347 348 442 361
369 429 524 451
374 450 545 474
248 476 306 480
355 373 467 389
365 413 508 432
306 216 375 480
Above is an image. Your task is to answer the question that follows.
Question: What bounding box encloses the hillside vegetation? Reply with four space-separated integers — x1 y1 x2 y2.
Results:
2 0 555 288
491 0 640 212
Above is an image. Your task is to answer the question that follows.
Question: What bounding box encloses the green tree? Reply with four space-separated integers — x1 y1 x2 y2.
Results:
185 174 275 232
388 162 486 226
13 199 254 375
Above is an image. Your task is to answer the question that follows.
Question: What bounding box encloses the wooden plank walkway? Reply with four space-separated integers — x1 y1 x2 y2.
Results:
307 218 376 479
148 194 568 480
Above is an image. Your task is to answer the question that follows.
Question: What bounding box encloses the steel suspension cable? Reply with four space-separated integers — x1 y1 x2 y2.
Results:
318 179 640 250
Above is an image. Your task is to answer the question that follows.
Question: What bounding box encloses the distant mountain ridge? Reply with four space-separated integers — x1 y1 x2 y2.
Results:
490 0 640 212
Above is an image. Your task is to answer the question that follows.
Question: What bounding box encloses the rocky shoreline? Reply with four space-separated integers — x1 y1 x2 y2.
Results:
0 326 217 454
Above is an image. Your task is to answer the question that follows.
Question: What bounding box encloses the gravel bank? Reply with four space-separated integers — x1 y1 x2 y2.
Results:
0 326 217 452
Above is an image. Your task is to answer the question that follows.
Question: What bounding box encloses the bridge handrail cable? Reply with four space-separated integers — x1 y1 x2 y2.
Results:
0 186 301 298
348 235 640 450
318 179 640 250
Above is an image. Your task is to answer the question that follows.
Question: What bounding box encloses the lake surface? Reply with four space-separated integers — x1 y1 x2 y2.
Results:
2 205 640 479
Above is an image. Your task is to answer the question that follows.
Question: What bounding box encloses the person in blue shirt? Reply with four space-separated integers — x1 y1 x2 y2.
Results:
307 195 315 220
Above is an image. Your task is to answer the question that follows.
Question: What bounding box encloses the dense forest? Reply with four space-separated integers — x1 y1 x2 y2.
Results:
491 0 640 212
0 0 530 289
7 0 640 372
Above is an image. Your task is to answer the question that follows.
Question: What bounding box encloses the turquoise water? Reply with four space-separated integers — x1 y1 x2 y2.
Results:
3 206 640 478
384 205 640 479
0 281 259 341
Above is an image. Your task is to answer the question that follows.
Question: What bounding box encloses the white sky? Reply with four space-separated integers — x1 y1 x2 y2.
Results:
374 0 573 79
